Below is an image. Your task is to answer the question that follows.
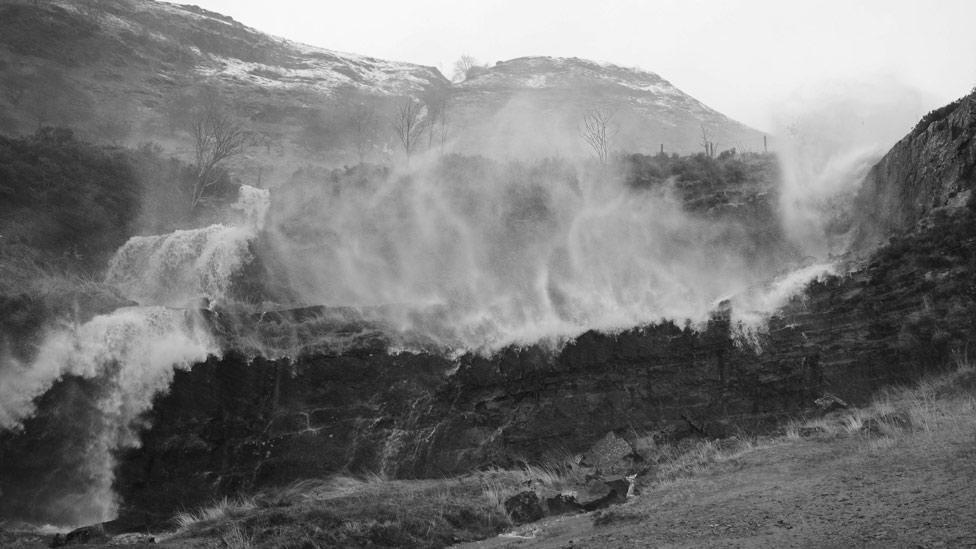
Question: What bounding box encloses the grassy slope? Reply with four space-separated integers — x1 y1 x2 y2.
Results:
463 361 976 548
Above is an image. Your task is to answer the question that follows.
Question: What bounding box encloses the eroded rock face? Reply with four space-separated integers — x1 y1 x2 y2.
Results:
852 92 976 250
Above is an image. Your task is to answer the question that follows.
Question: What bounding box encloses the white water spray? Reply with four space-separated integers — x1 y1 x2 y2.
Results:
0 307 216 525
773 77 926 257
269 161 796 352
0 185 269 526
105 185 269 307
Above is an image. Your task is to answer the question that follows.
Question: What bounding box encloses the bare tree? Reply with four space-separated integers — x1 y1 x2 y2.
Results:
452 55 479 82
580 108 617 163
700 124 716 158
392 99 427 160
435 102 450 152
423 90 450 153
351 103 378 164
190 92 249 211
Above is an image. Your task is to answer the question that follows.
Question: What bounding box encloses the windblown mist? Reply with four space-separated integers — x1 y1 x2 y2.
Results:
268 155 804 352
774 78 926 256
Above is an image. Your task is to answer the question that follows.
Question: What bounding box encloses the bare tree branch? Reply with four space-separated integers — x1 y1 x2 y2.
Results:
392 99 427 160
190 92 249 211
423 90 450 153
580 108 617 164
700 124 716 158
452 55 480 82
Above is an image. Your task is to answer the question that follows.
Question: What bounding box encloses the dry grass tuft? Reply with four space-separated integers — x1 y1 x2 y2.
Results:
787 358 976 447
174 496 257 531
219 523 253 549
170 473 510 548
650 437 770 487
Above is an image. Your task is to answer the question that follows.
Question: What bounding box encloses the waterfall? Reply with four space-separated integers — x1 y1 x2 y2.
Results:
0 307 215 525
105 185 270 307
0 185 267 527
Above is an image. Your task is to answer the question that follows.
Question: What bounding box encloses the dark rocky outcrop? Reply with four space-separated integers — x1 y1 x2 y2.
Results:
851 91 976 250
503 492 544 524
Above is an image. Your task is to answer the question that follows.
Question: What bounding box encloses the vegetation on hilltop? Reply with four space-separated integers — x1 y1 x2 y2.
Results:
622 150 778 193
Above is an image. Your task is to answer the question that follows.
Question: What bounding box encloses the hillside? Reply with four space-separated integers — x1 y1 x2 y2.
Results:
0 0 763 174
450 56 764 157
0 0 449 173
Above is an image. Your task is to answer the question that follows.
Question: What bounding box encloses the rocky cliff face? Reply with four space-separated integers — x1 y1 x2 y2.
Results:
107 310 810 524
851 92 976 250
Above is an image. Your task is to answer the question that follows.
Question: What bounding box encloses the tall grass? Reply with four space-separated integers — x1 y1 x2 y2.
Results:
220 523 253 549
173 496 257 530
796 356 976 442
169 474 509 548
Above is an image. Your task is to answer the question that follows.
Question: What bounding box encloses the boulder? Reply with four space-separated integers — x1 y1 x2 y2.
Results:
545 494 583 515
53 524 109 547
503 491 544 524
583 432 639 475
578 476 633 511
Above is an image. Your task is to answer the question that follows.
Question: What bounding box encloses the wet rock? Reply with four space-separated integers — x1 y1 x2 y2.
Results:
545 494 583 515
578 477 632 511
54 524 109 546
583 432 638 475
504 491 544 524
109 532 156 545
815 393 850 413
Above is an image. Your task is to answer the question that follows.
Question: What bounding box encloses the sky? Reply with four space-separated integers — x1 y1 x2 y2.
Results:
166 0 976 132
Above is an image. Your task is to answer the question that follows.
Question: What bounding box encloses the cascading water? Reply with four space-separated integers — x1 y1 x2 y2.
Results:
105 185 270 307
0 307 215 525
0 185 268 527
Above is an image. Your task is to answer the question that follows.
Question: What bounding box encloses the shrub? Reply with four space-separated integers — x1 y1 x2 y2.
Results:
0 128 140 268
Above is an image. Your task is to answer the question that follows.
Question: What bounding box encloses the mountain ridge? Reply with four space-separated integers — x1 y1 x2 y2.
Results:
0 0 765 169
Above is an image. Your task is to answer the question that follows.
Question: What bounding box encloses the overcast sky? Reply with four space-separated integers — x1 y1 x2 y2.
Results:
169 0 976 132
